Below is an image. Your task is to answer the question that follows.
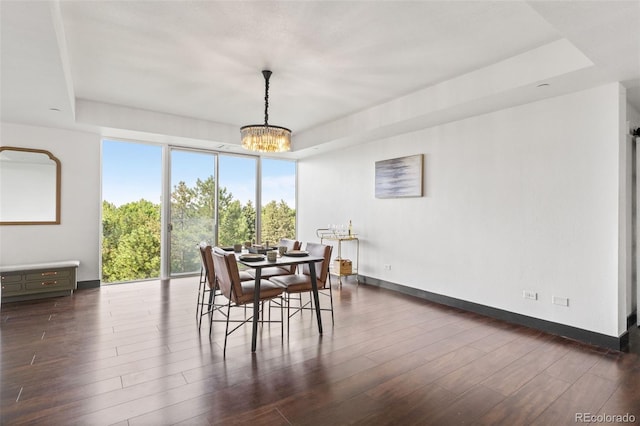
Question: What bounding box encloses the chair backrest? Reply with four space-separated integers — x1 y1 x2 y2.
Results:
199 242 216 289
212 248 242 302
279 238 301 251
302 242 332 286
279 238 301 273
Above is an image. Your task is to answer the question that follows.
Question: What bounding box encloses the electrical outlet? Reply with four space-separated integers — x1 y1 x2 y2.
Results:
552 296 569 307
523 290 537 300
383 264 391 271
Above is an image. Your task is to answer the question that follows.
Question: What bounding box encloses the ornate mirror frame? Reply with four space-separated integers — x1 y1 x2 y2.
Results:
0 146 61 225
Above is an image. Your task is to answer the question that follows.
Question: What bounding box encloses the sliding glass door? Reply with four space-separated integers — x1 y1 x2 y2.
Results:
217 155 257 247
168 151 259 275
169 149 216 275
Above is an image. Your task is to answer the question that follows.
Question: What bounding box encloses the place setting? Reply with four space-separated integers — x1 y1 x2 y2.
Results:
282 250 309 257
238 253 265 262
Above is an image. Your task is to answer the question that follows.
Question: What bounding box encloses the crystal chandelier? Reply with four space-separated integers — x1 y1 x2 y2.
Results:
241 70 291 153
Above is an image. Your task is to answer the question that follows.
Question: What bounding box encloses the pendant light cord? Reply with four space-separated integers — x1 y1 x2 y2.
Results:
263 70 272 126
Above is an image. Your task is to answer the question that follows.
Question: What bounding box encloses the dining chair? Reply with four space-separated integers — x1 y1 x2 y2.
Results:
246 238 301 279
197 243 253 331
213 246 256 318
197 242 216 330
213 246 255 281
210 248 286 355
269 242 334 334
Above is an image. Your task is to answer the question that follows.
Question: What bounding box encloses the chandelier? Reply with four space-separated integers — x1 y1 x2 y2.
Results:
241 70 291 153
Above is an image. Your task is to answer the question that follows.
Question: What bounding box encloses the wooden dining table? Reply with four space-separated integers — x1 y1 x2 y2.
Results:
237 252 325 352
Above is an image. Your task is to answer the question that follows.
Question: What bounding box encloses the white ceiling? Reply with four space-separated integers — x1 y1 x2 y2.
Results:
1 1 639 158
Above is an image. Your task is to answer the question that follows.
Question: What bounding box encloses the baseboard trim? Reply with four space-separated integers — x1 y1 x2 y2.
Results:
77 280 100 289
359 275 628 352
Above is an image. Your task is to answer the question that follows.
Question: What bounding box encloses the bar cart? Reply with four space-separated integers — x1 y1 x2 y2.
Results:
316 228 359 286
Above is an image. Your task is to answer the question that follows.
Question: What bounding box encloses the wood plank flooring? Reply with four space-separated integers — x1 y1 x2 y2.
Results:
1 277 639 425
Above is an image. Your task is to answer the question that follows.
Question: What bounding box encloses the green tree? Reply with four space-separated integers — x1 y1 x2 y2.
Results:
242 200 256 241
170 178 217 273
101 201 119 281
217 187 255 246
261 200 296 243
194 176 216 218
218 199 245 246
102 177 295 281
102 199 161 282
170 181 197 273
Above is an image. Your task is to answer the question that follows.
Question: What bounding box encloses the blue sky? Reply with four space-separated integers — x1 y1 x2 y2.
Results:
102 140 296 207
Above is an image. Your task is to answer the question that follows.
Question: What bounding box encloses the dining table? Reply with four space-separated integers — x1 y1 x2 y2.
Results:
236 251 325 352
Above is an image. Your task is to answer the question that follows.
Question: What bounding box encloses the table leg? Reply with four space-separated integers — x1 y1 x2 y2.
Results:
251 268 262 352
309 261 323 334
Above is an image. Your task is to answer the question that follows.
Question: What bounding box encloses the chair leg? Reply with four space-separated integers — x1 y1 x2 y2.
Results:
329 284 335 325
196 269 204 321
211 287 217 314
196 290 201 321
198 288 213 331
222 298 232 357
209 297 216 336
287 292 291 338
280 297 284 340
197 288 204 329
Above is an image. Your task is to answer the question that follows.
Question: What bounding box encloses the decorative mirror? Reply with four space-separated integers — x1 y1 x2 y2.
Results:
0 146 61 225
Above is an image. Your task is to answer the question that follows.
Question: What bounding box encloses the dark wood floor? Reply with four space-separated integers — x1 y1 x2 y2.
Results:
1 276 639 425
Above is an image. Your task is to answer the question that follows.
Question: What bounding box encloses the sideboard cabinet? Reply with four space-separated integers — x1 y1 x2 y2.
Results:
1 261 79 302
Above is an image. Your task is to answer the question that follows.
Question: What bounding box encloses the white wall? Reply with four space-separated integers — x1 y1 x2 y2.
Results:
627 102 640 131
0 123 101 282
637 135 640 327
619 88 631 333
629 102 640 325
298 83 624 337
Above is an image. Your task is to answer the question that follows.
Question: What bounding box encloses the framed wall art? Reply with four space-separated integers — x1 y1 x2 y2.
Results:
375 154 423 199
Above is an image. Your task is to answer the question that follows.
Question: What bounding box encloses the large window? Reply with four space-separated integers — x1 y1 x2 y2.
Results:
218 155 257 247
101 140 162 283
102 141 296 282
261 158 296 243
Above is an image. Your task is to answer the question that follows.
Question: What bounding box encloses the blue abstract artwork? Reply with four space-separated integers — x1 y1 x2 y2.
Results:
375 154 423 198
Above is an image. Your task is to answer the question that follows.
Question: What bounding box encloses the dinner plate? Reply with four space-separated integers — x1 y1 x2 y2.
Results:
239 254 265 262
283 250 309 257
